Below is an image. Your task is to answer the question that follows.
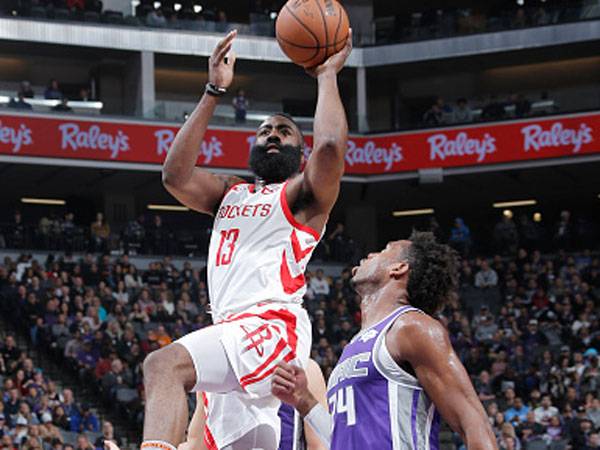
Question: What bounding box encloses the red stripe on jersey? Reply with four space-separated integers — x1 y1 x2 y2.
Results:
291 229 314 262
280 249 305 294
223 181 248 198
204 425 218 450
239 338 287 385
280 181 321 241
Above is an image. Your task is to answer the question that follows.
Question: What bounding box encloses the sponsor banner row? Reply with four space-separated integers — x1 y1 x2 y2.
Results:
0 111 598 175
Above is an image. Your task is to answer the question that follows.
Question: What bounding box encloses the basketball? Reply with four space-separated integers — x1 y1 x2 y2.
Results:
276 0 350 68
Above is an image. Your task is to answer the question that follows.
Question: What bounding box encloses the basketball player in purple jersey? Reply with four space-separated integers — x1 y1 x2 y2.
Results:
273 232 497 450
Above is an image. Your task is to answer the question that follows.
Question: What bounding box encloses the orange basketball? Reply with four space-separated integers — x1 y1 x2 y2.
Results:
276 0 350 69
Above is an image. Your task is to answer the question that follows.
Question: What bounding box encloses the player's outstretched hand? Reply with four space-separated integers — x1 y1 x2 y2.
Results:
272 361 317 416
208 30 237 89
306 28 352 78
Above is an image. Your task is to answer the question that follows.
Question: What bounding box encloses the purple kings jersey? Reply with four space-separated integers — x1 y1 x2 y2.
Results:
327 305 441 450
278 403 305 450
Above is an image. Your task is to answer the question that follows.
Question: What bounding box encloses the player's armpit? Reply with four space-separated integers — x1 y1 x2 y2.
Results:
387 315 498 450
164 172 244 215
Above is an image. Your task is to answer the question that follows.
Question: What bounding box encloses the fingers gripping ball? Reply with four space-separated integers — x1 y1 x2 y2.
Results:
276 0 350 68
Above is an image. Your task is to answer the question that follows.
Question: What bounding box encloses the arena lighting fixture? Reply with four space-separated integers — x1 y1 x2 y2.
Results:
193 4 202 13
174 3 182 11
270 11 278 19
147 204 189 212
493 200 537 208
21 197 66 206
392 208 435 217
503 209 514 219
153 1 161 9
517 0 525 5
533 212 542 223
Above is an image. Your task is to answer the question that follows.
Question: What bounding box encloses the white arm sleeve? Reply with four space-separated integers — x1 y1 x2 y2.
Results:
304 403 332 448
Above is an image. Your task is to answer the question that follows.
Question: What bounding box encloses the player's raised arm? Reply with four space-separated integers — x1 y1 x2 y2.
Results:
162 30 244 214
300 31 352 212
389 315 497 450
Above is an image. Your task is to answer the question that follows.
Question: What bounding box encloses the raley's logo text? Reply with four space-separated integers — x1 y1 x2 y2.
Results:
216 203 272 220
521 122 593 154
345 140 403 171
428 132 496 162
155 130 224 164
0 121 33 153
59 123 129 159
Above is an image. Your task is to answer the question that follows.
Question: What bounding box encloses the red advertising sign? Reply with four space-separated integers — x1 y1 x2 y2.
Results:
0 111 598 175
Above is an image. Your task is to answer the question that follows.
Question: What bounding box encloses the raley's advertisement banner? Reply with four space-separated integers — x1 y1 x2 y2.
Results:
0 111 598 175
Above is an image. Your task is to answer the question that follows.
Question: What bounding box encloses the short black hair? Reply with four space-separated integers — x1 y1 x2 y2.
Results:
270 112 304 141
406 231 459 315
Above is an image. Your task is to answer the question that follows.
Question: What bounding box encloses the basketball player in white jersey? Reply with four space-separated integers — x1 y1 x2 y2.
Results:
272 232 497 450
140 30 352 450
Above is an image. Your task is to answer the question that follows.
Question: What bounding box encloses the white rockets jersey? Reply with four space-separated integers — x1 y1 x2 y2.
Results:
207 180 323 322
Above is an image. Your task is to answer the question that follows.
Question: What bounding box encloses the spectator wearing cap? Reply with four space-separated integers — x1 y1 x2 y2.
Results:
13 416 29 445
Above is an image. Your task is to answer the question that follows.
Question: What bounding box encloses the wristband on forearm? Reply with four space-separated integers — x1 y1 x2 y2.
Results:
304 403 332 448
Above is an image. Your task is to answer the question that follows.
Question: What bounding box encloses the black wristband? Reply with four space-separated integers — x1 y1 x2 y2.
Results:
205 82 227 97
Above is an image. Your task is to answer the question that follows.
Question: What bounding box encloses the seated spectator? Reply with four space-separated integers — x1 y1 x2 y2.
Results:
514 94 531 118
78 88 91 102
78 404 99 433
516 410 546 443
534 395 559 426
475 260 498 288
449 218 471 256
19 81 34 98
90 212 110 253
8 92 32 110
505 397 530 424
309 269 330 299
52 97 73 113
452 98 473 123
232 89 249 123
481 95 505 121
493 213 519 255
146 9 167 26
422 102 443 126
44 80 62 100
94 421 121 448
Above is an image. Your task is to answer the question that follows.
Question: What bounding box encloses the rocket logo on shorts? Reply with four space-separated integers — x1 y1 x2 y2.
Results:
240 323 276 356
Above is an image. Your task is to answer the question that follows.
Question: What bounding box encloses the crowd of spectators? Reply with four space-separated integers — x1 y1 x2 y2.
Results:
0 211 358 263
421 92 555 127
378 2 594 45
0 330 122 450
0 223 599 449
5 79 93 113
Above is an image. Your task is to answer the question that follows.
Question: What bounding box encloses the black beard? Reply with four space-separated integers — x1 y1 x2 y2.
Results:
249 143 302 184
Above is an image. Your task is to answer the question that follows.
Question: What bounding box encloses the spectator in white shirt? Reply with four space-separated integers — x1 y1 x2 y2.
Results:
534 395 559 426
475 260 499 288
309 269 330 298
452 98 473 123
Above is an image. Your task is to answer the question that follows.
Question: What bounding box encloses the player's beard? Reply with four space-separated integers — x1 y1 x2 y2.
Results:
249 142 302 184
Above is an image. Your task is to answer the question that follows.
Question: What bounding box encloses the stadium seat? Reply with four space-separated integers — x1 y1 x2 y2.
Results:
116 387 139 404
526 439 548 450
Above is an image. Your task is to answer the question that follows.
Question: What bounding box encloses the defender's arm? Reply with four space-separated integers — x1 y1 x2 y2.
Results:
388 314 497 450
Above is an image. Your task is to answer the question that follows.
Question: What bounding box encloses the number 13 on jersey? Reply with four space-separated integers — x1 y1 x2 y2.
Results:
329 385 356 426
216 228 240 266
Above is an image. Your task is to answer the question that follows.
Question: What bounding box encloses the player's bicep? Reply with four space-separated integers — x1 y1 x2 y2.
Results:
413 348 484 434
302 144 344 210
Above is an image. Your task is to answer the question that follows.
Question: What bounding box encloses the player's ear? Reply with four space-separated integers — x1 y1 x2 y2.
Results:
389 261 409 280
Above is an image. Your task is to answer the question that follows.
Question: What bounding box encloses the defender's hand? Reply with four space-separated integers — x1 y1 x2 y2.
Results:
208 30 237 89
306 29 353 78
272 362 317 416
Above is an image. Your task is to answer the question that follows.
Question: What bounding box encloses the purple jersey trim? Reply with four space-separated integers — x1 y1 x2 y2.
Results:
411 390 420 450
429 410 441 450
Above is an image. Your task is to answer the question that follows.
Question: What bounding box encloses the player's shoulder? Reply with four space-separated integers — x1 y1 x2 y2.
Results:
389 310 450 354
